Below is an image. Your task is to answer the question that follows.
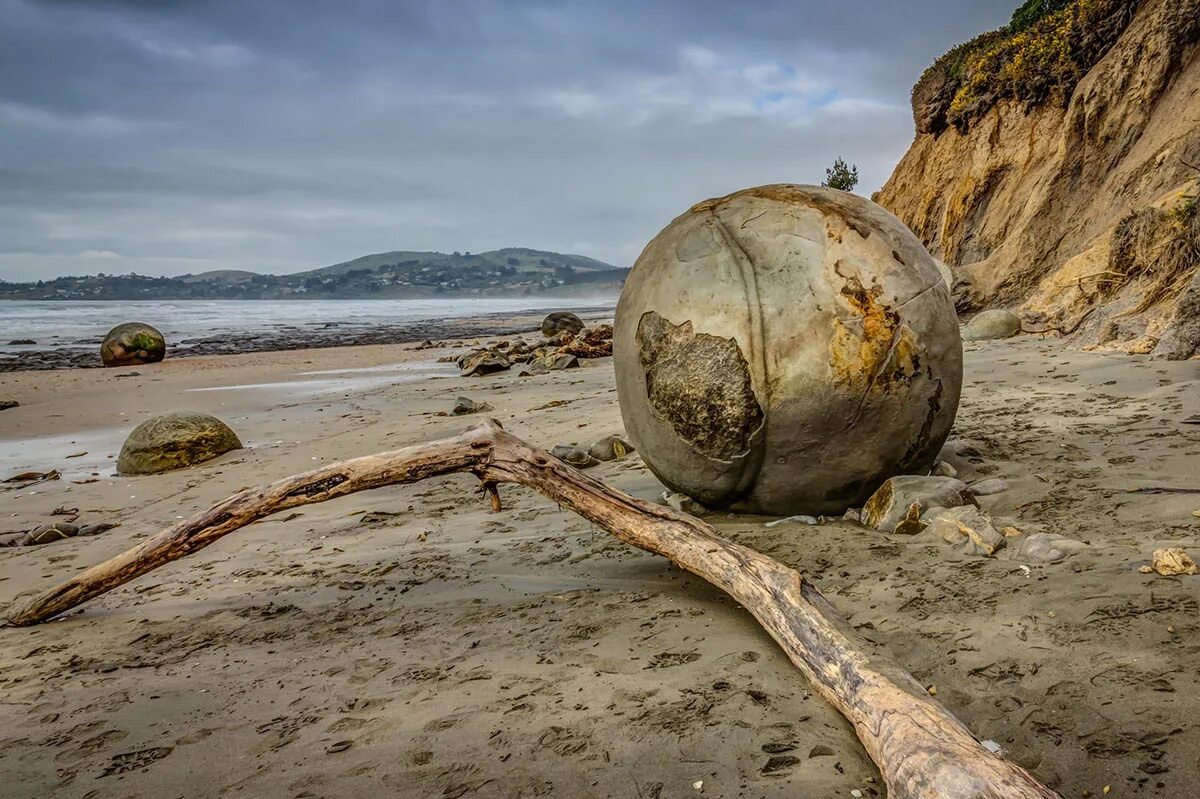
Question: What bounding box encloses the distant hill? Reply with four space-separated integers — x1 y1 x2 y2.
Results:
0 248 628 301
307 247 617 278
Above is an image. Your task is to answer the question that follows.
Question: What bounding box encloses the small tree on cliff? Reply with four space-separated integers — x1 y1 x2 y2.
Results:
822 158 859 192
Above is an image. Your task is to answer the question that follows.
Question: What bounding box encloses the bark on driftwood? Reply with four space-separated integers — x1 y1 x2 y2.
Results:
6 420 1060 799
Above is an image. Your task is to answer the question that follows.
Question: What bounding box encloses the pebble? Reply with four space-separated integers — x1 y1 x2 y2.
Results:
662 491 707 516
764 514 817 527
968 477 1008 496
1005 532 1087 564
932 460 958 478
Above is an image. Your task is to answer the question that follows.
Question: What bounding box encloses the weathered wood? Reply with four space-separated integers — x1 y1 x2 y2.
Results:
6 420 1060 799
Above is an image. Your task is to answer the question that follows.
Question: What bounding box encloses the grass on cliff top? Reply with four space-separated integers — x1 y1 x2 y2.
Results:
912 0 1138 134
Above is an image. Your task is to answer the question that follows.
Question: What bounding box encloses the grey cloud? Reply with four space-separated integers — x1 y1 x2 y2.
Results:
0 0 1013 280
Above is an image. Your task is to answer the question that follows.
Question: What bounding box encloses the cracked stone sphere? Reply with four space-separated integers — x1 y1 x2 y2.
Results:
100 322 166 367
614 185 962 516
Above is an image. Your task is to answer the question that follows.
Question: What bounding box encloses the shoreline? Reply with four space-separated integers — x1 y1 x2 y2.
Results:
0 304 614 372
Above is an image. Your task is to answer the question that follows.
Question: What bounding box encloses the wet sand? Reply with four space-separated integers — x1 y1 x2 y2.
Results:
1 334 1198 798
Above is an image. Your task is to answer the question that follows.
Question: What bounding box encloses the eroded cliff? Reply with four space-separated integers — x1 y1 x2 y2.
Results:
878 0 1200 357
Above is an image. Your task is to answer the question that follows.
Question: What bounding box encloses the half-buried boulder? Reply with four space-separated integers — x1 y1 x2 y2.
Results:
540 312 584 337
101 322 167 367
962 310 1021 341
117 412 243 475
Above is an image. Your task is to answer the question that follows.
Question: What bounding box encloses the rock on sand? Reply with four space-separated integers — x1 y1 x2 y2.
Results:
117 411 243 475
963 310 1021 341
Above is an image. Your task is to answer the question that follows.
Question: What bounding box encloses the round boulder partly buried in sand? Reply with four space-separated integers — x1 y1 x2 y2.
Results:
614 184 963 516
101 322 166 367
962 309 1021 341
117 412 242 475
540 312 584 337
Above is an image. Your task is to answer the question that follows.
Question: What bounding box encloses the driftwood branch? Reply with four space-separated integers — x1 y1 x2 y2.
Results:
5 420 1059 799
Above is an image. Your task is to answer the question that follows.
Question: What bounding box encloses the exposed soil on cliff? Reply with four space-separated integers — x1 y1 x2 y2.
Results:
879 0 1200 359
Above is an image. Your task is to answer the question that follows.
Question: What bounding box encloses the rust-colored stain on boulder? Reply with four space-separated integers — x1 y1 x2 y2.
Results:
829 273 921 393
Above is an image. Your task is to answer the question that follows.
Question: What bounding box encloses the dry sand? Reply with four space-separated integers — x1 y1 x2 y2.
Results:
1 332 1198 798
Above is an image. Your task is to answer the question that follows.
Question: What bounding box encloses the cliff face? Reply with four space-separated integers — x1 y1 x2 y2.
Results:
878 0 1200 357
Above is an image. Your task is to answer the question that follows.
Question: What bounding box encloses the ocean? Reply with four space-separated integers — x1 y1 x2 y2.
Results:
0 297 617 356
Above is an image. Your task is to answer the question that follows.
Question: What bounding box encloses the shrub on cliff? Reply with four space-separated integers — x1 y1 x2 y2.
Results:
1109 192 1199 313
911 0 1138 135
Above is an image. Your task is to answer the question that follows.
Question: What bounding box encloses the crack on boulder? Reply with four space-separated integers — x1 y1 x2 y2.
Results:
636 311 764 462
900 376 944 471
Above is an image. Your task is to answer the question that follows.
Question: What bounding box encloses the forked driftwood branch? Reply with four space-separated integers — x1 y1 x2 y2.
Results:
6 421 1059 799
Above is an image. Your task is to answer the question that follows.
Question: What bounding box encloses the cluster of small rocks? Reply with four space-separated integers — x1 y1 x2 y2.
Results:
455 314 614 378
858 472 1084 563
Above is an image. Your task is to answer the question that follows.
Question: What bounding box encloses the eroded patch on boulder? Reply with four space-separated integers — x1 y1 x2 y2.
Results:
636 311 763 461
830 272 921 394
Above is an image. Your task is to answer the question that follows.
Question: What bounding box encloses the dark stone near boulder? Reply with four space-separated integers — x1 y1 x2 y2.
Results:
451 396 493 416
0 400 17 411
863 475 976 532
22 522 79 546
540 312 585 337
551 443 598 468
589 435 634 462
101 322 166 367
117 411 243 475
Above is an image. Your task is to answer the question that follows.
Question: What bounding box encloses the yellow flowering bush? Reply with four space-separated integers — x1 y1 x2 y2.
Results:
912 0 1137 134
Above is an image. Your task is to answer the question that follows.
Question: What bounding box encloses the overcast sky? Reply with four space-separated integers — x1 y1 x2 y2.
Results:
0 0 1010 281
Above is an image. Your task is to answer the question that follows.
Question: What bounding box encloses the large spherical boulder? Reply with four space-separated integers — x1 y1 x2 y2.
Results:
117 412 242 475
614 185 962 516
101 322 166 367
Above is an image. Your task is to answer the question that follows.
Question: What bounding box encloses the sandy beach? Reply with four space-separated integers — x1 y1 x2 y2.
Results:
1 331 1198 798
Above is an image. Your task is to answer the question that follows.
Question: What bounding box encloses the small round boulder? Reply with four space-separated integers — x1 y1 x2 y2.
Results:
101 322 166 367
962 309 1021 341
614 185 963 516
540 312 584 338
117 412 242 475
